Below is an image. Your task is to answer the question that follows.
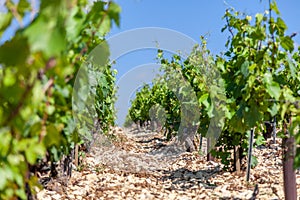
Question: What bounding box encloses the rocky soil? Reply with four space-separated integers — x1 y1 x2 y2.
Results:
37 127 300 199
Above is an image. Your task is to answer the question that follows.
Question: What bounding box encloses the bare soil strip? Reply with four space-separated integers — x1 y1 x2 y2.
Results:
37 127 300 199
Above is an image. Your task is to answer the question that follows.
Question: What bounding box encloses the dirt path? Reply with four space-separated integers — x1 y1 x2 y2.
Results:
37 127 300 199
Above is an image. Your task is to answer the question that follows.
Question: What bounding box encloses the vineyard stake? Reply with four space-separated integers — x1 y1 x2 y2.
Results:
282 116 297 200
207 137 215 161
272 116 276 144
75 144 79 167
199 134 203 152
246 128 255 182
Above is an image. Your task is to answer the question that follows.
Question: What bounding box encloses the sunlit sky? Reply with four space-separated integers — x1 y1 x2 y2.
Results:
109 0 300 52
107 0 300 125
1 0 300 125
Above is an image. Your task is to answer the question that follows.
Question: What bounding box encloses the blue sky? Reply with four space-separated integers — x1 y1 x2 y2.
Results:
106 0 300 125
1 0 300 125
1 0 299 69
108 0 300 54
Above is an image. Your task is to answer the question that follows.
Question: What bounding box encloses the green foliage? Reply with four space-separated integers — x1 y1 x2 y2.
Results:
251 156 259 168
129 84 153 125
127 0 300 170
0 0 120 199
215 1 300 169
94 64 117 133
129 43 226 141
128 69 181 138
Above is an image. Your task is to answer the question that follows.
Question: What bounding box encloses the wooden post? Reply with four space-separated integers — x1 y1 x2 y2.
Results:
246 128 255 181
207 138 215 161
199 134 203 152
234 145 241 173
282 118 297 200
74 144 79 167
272 116 276 144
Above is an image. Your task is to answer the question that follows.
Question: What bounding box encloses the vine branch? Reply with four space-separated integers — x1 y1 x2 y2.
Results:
6 0 23 28
225 12 234 38
268 0 276 71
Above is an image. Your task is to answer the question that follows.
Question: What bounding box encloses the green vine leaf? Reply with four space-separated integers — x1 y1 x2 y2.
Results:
0 36 30 66
270 0 280 15
266 81 281 100
280 36 294 52
0 13 13 37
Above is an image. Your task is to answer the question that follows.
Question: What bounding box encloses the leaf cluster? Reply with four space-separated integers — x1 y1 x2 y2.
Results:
0 0 120 199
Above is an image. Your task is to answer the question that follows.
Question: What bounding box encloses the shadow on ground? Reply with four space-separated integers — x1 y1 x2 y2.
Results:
160 166 221 190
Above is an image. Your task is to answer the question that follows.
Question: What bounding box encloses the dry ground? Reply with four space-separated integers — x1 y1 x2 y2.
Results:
37 127 300 200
